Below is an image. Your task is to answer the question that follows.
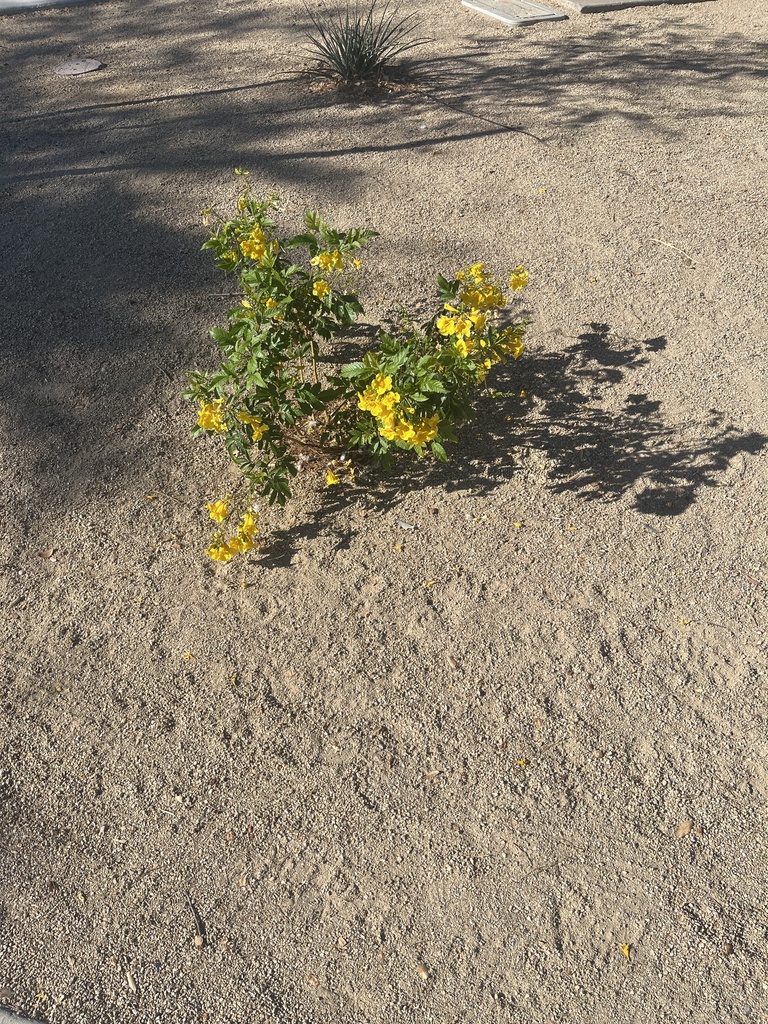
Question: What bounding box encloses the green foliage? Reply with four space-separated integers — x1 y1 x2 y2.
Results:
303 1 423 85
186 175 529 560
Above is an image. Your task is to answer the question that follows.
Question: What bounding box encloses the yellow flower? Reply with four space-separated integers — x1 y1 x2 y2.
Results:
410 414 440 446
454 317 472 339
436 315 457 337
240 240 265 261
311 250 344 272
313 279 331 299
498 326 526 360
237 410 268 440
264 296 278 309
207 542 235 563
326 468 340 486
358 383 400 421
394 420 415 442
239 512 258 541
509 265 529 291
197 398 227 433
469 262 488 283
206 499 229 523
460 283 505 310
469 309 486 332
239 226 271 262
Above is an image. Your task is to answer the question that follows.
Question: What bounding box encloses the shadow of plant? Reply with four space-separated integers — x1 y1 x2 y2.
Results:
256 322 768 565
486 323 767 515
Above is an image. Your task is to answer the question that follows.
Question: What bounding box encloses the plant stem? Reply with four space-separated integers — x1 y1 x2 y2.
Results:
310 334 319 384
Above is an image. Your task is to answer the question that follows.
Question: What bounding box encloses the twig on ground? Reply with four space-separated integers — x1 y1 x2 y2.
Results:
649 237 698 266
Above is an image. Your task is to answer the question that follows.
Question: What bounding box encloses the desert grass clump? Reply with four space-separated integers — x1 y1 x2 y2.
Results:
304 1 422 85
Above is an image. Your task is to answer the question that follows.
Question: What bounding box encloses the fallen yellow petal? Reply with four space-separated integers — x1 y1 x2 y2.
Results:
620 943 631 961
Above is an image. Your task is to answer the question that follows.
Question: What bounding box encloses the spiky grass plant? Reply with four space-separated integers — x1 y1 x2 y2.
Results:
304 2 422 85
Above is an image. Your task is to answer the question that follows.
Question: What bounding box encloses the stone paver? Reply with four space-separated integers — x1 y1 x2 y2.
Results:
0 0 90 13
462 0 567 25
557 0 712 11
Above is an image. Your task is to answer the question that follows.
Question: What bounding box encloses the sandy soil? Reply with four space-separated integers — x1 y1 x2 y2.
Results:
1 0 767 1021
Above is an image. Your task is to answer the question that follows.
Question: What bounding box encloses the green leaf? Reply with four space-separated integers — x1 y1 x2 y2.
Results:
340 360 366 378
431 441 448 461
285 233 319 250
420 378 447 393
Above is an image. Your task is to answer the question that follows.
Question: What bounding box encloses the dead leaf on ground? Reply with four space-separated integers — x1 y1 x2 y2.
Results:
416 964 429 980
675 820 693 838
306 974 319 988
38 548 55 559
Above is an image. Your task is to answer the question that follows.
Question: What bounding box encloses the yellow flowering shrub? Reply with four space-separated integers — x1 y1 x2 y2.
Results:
186 177 529 559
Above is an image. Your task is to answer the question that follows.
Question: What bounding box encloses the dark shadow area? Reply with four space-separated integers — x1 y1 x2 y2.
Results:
1 2 764 522
255 322 768 567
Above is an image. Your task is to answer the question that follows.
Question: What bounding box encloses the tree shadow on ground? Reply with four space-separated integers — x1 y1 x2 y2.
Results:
256 322 768 566
415 24 766 133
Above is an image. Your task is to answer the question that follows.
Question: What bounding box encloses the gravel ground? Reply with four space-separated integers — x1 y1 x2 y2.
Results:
1 1 767 1022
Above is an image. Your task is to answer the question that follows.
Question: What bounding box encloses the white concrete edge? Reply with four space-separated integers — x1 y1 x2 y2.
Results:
0 1010 39 1024
0 0 92 13
462 0 567 24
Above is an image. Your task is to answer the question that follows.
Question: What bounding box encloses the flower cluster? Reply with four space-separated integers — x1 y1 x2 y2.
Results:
357 374 440 447
197 398 227 433
311 249 345 272
456 262 507 311
432 263 527 380
206 504 259 562
239 224 272 262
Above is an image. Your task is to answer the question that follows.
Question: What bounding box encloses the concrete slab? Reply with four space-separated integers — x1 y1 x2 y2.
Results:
557 0 713 11
462 0 567 25
0 0 91 13
0 1010 38 1024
